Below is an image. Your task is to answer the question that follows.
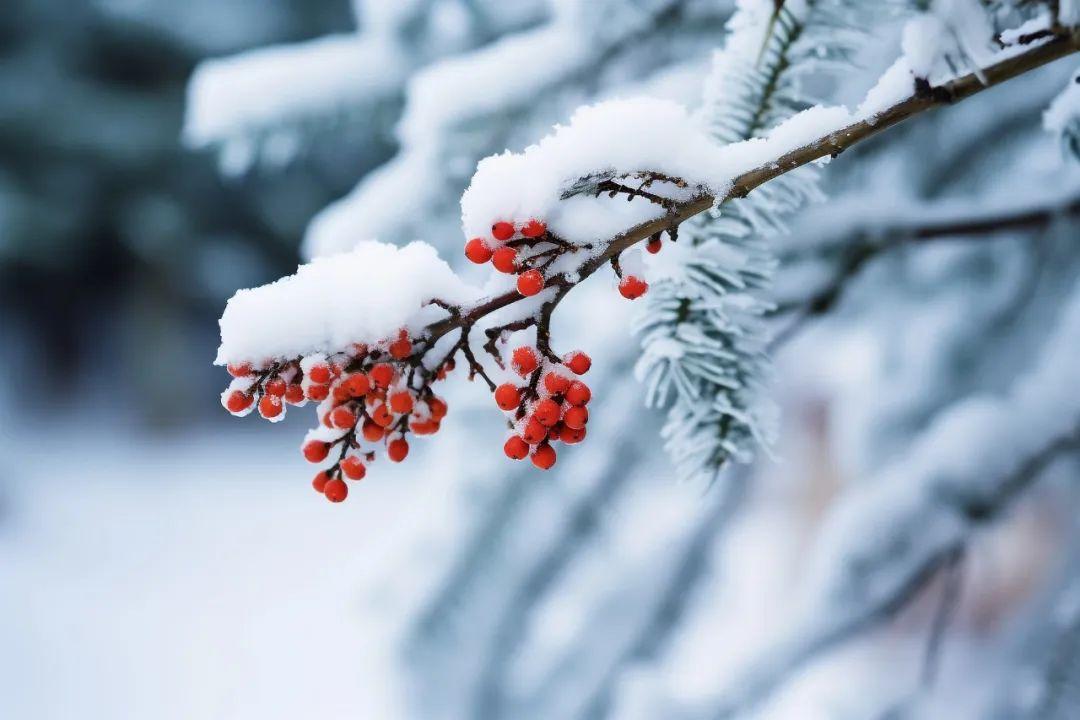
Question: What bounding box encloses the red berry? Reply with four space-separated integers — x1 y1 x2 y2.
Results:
410 420 440 435
522 418 547 445
265 377 287 397
343 373 370 397
521 219 547 238
302 440 330 463
517 270 545 296
362 419 385 442
389 390 414 414
389 332 412 360
308 363 331 384
492 221 515 241
341 455 367 480
465 237 493 264
492 247 518 274
428 397 448 420
511 346 538 376
533 398 561 427
387 438 409 462
312 471 331 493
560 425 586 444
259 394 283 419
227 362 252 377
370 363 394 389
504 436 529 460
306 383 329 401
371 403 394 428
324 478 348 502
564 351 591 375
563 405 588 430
565 381 591 406
225 390 253 413
618 275 648 300
285 384 305 404
494 383 521 411
331 406 356 429
646 236 662 254
543 372 570 395
548 423 562 441
333 384 352 403
531 443 557 470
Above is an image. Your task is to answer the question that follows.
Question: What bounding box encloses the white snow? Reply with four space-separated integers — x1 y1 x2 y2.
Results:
1044 71 1080 134
216 241 481 365
184 34 407 154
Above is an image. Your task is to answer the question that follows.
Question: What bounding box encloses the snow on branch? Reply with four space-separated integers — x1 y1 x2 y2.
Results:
215 25 1080 500
708 279 1080 718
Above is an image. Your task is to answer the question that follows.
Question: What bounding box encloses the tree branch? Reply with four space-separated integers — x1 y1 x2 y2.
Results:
422 30 1080 345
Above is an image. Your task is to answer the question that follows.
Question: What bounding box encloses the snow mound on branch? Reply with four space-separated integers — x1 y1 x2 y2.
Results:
460 98 726 239
216 241 480 364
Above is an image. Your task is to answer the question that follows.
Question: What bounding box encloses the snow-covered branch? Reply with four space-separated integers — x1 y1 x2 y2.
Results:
215 24 1080 498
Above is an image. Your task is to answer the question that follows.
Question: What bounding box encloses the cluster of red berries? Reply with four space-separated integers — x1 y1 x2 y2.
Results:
464 218 550 297
222 330 451 503
494 346 593 470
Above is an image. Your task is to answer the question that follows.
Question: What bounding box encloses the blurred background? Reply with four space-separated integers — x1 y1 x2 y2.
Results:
2 1 1079 718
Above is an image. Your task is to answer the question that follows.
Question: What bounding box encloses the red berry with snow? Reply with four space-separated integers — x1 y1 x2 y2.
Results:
532 398 561 427
343 373 370 397
387 438 409 462
491 221 515 241
465 237 493 264
564 351 591 375
306 383 329 401
285 384 305 405
370 363 394 389
303 440 330 463
324 478 348 502
330 406 356 429
563 405 588 430
565 380 591 406
389 390 414 414
308 363 331 384
560 425 586 444
531 443 556 470
522 418 547 445
504 436 529 460
428 397 448 420
517 270 544 296
491 247 518 274
362 419 385 442
225 390 253 413
265 377 287 396
259 394 283 419
227 362 252 378
521 219 546 238
543 372 570 395
512 346 538 376
389 332 412 360
495 383 521 411
341 455 366 480
371 403 393 428
618 275 648 300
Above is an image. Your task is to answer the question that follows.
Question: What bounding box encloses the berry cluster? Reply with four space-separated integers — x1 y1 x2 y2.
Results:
494 346 593 470
465 218 553 298
221 330 451 502
465 218 652 303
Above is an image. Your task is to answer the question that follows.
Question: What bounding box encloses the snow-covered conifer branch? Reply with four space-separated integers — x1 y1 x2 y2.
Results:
216 24 1080 498
707 277 1080 718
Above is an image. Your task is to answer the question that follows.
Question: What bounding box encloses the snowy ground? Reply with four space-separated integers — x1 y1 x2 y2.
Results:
0 422 445 720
